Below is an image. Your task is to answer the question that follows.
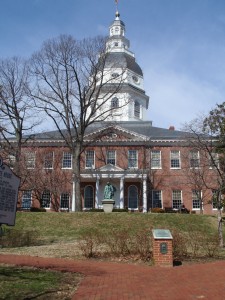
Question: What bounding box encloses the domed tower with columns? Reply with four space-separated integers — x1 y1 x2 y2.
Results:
98 8 150 122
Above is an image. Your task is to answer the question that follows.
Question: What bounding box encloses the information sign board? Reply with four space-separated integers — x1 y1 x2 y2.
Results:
0 158 20 226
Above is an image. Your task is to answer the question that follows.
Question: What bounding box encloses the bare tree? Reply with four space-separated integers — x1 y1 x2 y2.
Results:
181 146 212 214
204 103 225 247
29 35 127 211
0 56 40 176
25 149 71 211
183 113 225 247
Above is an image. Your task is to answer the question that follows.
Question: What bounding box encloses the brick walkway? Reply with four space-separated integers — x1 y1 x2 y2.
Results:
0 254 225 299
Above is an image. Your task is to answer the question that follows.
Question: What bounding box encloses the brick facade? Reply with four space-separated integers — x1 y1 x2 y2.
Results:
3 126 218 214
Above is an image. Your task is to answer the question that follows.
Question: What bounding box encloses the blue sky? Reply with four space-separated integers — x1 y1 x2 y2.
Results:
1 0 225 130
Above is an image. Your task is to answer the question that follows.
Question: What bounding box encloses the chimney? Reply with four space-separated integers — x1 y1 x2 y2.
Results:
169 126 175 131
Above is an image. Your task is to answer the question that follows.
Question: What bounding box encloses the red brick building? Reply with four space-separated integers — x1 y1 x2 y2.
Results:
13 120 218 214
4 11 219 214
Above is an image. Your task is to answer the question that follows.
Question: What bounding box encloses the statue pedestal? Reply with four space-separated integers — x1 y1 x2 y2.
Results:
102 199 115 213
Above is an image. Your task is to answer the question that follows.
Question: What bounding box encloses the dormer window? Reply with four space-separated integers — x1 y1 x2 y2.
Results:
114 42 119 47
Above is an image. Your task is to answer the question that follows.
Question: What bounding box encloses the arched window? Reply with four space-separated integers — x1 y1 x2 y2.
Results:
84 186 94 208
134 101 140 118
111 97 119 109
128 185 138 209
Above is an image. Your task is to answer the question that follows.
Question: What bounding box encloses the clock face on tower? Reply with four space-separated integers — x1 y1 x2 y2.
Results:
132 75 139 84
111 73 119 78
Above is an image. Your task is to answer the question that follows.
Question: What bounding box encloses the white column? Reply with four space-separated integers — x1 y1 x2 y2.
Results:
71 178 76 212
143 177 147 213
95 176 99 208
120 176 124 209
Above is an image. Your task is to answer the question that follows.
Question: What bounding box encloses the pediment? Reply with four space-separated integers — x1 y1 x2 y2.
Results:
98 164 124 172
84 125 148 142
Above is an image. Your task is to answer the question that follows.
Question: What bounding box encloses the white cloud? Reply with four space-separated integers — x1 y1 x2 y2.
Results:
144 68 224 130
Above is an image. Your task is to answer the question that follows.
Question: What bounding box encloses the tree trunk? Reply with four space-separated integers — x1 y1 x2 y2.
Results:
218 208 224 248
72 142 82 212
14 143 22 178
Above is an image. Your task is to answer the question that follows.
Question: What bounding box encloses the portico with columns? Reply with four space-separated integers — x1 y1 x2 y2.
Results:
81 166 148 212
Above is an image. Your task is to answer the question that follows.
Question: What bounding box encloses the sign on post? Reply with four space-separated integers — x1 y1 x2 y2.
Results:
0 157 20 226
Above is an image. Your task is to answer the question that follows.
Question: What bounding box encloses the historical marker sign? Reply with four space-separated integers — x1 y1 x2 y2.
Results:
152 229 173 240
0 158 20 226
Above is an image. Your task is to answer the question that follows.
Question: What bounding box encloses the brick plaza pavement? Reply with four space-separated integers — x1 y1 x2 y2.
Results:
0 254 225 299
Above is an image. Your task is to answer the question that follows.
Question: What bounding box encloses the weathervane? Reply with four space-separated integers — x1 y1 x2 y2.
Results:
115 0 119 11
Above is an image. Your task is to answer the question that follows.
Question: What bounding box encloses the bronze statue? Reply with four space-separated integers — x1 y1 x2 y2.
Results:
104 182 116 199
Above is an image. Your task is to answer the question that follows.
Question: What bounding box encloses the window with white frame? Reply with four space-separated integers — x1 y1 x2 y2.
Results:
22 191 32 209
190 150 200 168
107 150 116 165
60 193 70 210
84 186 94 208
111 97 119 109
151 150 161 169
212 189 219 210
192 190 201 210
209 152 219 169
128 150 138 168
44 152 54 169
8 154 16 168
172 190 182 209
134 101 140 118
25 152 35 169
128 185 138 209
85 150 95 169
41 190 51 208
170 150 180 169
62 152 72 168
152 190 162 208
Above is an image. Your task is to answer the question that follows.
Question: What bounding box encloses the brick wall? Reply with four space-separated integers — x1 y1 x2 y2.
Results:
5 140 220 213
153 239 173 267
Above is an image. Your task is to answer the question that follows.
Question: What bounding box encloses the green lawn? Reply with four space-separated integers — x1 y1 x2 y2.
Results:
0 265 82 300
0 212 224 261
12 212 219 242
